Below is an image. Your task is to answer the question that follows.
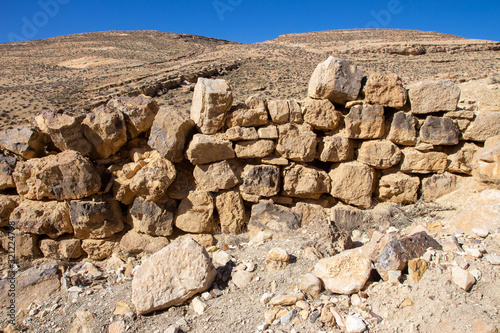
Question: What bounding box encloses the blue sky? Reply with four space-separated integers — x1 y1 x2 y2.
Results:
0 0 498 44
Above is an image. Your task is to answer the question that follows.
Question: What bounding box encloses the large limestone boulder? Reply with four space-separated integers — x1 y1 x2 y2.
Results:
248 200 302 236
193 160 239 192
313 248 372 295
400 148 448 174
186 134 235 165
408 79 461 114
129 151 177 202
422 173 457 200
364 74 408 109
69 196 124 239
387 112 418 146
329 162 375 208
129 197 176 237
13 150 101 201
132 236 217 315
215 190 246 234
282 164 331 199
11 200 73 238
318 135 354 162
307 56 363 104
462 111 500 142
419 116 459 145
234 140 275 159
107 94 159 138
34 112 92 156
190 78 233 134
378 172 420 204
345 104 385 139
301 97 342 131
477 135 500 186
240 164 280 198
0 126 45 159
82 105 128 159
0 154 16 190
357 140 401 169
147 106 195 163
0 195 17 227
175 191 215 233
276 123 317 162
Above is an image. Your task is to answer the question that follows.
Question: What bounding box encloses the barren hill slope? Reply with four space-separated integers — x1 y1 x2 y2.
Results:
0 29 499 128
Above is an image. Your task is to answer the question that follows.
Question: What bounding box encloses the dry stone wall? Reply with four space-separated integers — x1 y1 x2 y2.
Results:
1 56 500 261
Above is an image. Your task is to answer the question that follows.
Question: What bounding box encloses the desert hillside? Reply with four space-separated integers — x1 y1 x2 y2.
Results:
0 29 499 128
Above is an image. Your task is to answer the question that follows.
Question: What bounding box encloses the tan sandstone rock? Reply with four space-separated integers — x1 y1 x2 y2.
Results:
329 162 375 208
40 238 83 260
191 78 233 134
308 56 363 104
364 74 408 109
186 134 235 165
14 150 101 200
234 140 275 159
276 123 317 162
81 239 117 260
128 151 176 202
225 126 259 141
357 140 401 169
248 200 302 236
0 126 45 159
0 195 17 227
0 154 16 190
129 197 176 237
240 164 280 198
463 111 500 142
107 94 159 139
420 116 460 145
345 104 385 139
477 135 500 186
387 111 418 146
282 164 331 199
408 79 461 114
35 112 92 156
82 105 128 159
147 106 195 163
378 172 420 204
400 148 448 174
132 236 217 314
313 248 372 295
175 191 215 233
70 196 124 239
119 230 169 255
318 135 354 162
301 97 342 130
193 160 239 192
11 200 73 238
215 190 246 234
422 173 457 200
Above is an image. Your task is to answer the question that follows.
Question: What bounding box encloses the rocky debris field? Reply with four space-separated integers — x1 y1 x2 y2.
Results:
2 182 500 333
